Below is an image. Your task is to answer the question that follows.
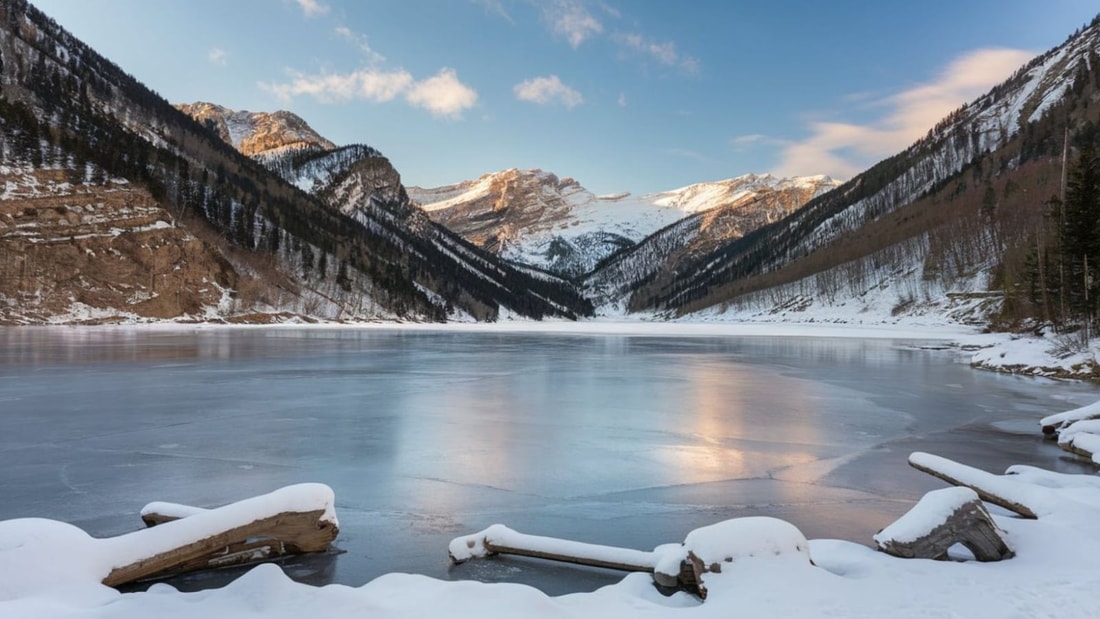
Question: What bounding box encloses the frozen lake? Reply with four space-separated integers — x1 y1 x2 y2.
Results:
0 325 1097 594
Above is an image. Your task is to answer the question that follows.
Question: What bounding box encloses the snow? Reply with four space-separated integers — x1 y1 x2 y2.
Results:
0 483 335 602
652 517 811 593
449 524 658 569
873 487 980 544
139 502 208 520
1041 399 1100 432
909 452 1062 517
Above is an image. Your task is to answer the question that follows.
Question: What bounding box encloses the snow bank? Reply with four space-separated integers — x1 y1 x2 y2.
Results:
7 465 1100 617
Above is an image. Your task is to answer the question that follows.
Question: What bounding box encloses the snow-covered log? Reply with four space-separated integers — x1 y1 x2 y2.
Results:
105 484 338 586
1055 420 1100 465
652 517 812 600
449 524 658 573
909 452 1049 519
874 487 1013 561
1040 400 1100 436
450 517 812 601
140 501 209 527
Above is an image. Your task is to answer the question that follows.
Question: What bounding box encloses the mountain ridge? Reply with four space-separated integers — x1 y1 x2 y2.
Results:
410 168 839 278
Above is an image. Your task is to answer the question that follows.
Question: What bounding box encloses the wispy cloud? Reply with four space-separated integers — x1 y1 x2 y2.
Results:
617 92 627 107
472 0 513 23
615 32 700 75
334 26 386 65
406 68 479 119
730 133 789 151
207 48 227 66
543 0 602 48
514 75 584 109
776 47 1034 179
293 0 329 18
665 147 711 164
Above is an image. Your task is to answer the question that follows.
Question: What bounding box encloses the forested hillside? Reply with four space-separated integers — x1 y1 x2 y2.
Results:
621 16 1100 333
0 0 590 323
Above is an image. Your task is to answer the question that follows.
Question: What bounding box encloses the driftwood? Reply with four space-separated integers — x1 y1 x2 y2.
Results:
874 489 1013 562
908 452 1039 519
105 508 337 586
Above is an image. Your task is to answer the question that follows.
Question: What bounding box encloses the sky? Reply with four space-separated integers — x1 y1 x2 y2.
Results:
29 0 1100 194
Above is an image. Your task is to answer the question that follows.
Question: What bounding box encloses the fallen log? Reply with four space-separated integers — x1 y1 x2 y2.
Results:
449 517 812 601
101 484 339 587
908 452 1041 519
449 524 658 573
1040 401 1100 436
1055 420 1100 466
874 487 1013 562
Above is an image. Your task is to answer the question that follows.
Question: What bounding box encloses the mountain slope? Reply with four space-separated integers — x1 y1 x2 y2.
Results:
627 16 1100 322
411 169 838 278
0 1 589 323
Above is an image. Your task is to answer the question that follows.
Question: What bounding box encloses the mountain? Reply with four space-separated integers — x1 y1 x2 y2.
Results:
175 104 594 321
175 102 335 157
410 169 838 278
0 0 590 324
584 175 838 311
622 16 1100 326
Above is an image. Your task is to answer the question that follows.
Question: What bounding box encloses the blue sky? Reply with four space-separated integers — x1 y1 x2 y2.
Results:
31 0 1100 194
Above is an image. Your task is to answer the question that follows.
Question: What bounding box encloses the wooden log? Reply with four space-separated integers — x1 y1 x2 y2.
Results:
104 508 337 587
874 488 1013 562
450 525 657 573
908 452 1039 519
478 539 657 574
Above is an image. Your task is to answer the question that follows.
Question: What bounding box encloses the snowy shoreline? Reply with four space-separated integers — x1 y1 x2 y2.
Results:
10 316 1095 381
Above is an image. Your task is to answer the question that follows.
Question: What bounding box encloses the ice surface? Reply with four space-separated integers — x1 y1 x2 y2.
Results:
1 326 1098 599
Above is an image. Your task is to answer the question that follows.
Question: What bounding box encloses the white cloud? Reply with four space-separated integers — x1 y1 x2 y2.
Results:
207 48 227 66
514 75 584 109
293 0 329 17
543 0 602 48
616 32 699 75
776 47 1034 179
405 68 479 119
618 92 627 107
261 68 413 104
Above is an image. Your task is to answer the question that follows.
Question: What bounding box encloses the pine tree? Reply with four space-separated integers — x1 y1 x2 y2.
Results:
1062 143 1100 320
